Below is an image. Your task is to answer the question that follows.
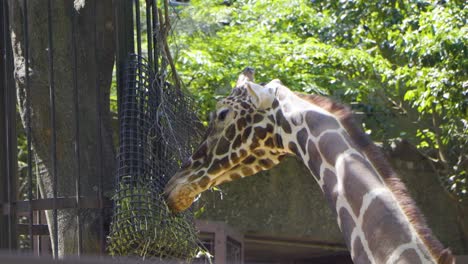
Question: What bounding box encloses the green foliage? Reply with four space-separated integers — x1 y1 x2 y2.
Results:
171 0 467 199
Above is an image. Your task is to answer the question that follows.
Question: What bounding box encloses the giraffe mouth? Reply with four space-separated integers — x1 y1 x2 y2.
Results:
163 152 249 213
164 178 197 213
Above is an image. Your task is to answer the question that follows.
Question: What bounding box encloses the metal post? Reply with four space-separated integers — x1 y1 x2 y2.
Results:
0 0 9 250
91 0 105 255
145 1 153 68
22 0 34 252
69 4 83 256
113 0 134 114
46 0 58 258
0 0 18 250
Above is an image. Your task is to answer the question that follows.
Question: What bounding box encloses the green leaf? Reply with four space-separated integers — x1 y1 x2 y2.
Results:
404 90 416 101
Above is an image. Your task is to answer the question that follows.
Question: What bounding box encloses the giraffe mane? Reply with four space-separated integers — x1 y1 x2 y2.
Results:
294 92 454 264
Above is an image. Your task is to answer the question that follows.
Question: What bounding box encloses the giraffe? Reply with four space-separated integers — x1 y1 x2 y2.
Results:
164 68 455 264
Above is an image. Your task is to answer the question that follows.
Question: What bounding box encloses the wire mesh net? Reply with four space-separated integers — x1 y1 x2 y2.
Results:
108 54 206 261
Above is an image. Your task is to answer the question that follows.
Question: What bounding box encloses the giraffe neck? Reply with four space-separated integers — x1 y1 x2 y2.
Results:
274 88 449 264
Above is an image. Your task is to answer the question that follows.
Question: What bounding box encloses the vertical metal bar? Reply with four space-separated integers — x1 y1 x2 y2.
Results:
114 0 135 115
113 0 121 114
151 0 159 73
0 0 8 250
3 0 13 251
70 4 82 256
113 0 123 116
22 0 34 252
2 0 18 251
93 1 105 255
135 0 142 57
46 0 59 258
146 1 153 67
135 0 144 225
36 169 42 256
0 0 9 251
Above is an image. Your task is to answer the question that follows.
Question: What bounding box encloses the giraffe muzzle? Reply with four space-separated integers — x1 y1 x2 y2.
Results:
164 178 196 213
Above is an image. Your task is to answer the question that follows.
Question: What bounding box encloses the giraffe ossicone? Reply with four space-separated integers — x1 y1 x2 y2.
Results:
164 68 455 264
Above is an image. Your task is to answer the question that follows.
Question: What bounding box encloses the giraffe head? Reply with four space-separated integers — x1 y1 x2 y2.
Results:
164 68 289 212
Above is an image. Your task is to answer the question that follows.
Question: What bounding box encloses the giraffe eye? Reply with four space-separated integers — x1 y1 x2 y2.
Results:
218 109 229 121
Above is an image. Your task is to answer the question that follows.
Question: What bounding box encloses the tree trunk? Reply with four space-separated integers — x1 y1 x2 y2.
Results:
8 0 115 256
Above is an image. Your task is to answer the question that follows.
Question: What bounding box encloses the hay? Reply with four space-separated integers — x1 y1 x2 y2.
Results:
108 55 206 261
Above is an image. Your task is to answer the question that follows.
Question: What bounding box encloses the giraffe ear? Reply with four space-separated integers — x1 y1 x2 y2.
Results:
245 81 275 109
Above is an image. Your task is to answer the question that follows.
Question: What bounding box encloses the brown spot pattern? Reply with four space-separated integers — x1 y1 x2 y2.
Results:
275 110 292 133
240 102 250 109
178 87 451 264
267 115 275 123
216 137 231 155
207 160 223 175
296 128 308 154
230 152 240 164
232 135 242 150
338 207 356 250
265 137 275 148
241 167 254 175
288 141 300 156
192 161 202 168
352 237 372 264
253 114 264 123
244 155 256 164
196 170 206 177
259 159 274 168
305 110 340 137
253 149 265 156
281 119 292 134
239 149 248 158
343 154 382 216
250 138 260 150
188 174 200 182
294 91 452 262
341 117 373 149
306 140 322 178
265 124 274 134
237 118 247 130
198 176 211 189
225 124 236 140
272 99 279 108
318 132 348 165
394 249 422 264
192 143 207 160
219 156 230 169
230 173 242 181
242 126 252 142
274 134 283 148
291 112 303 126
322 169 338 210
362 194 412 263
254 126 267 140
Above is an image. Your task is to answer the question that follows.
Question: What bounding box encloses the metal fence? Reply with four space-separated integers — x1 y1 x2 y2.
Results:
0 0 199 260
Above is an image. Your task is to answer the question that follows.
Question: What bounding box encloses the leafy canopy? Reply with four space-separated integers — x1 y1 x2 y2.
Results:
171 0 467 199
